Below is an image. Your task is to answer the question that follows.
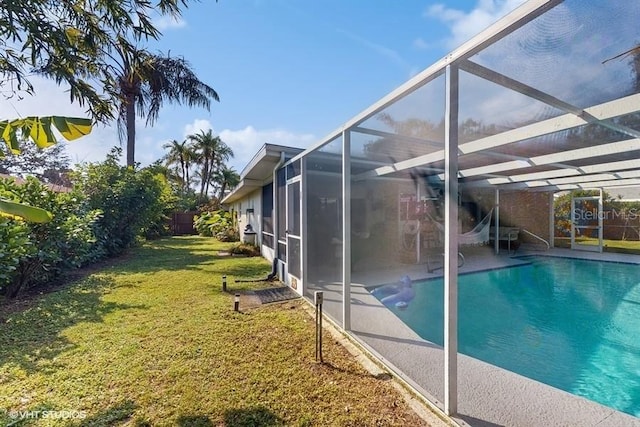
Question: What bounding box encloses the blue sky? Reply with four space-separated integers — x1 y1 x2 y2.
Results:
1 0 525 173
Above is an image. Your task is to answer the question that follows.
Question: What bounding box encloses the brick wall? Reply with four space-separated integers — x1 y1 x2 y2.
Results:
499 191 551 243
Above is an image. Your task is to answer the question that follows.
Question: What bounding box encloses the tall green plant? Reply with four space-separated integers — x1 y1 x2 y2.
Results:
194 210 238 241
72 147 174 255
0 177 103 298
0 215 34 294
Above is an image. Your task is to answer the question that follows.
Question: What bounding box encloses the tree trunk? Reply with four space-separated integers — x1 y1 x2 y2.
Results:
180 159 186 191
219 182 227 200
126 94 136 167
186 164 191 192
204 162 211 197
199 158 209 198
205 159 216 198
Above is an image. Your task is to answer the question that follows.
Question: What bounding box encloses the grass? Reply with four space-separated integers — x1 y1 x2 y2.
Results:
0 236 430 426
553 237 640 253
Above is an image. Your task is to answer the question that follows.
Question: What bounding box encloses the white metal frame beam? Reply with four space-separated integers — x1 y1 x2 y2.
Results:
465 159 640 188
459 140 640 188
342 130 352 331
460 60 640 140
354 93 640 181
480 177 640 193
351 126 443 149
444 64 459 416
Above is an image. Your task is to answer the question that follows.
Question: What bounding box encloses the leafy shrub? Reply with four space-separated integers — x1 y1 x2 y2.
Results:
0 148 177 298
194 210 239 241
230 242 260 256
193 212 213 236
0 217 33 293
141 162 180 239
0 177 103 297
216 228 240 242
72 148 174 255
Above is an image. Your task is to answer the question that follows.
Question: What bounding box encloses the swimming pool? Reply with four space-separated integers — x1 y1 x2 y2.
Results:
373 256 640 417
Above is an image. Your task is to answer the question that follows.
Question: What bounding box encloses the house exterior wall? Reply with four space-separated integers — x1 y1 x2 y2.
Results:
227 189 268 256
226 186 279 263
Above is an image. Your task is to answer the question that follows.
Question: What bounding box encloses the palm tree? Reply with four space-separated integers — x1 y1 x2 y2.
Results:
215 166 241 200
163 139 189 190
188 129 234 198
182 143 198 191
188 130 215 198
113 44 219 166
212 140 234 175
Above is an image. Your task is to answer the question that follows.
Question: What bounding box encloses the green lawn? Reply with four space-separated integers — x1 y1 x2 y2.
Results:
0 237 429 426
553 237 640 253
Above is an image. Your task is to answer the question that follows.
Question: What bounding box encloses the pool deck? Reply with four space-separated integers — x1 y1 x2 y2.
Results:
304 247 640 427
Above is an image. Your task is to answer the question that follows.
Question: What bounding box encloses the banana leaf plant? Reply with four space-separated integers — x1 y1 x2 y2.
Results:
0 116 92 155
0 116 93 222
0 198 52 223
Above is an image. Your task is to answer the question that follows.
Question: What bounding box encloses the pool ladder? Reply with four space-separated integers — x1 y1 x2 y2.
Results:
522 229 550 251
426 251 465 273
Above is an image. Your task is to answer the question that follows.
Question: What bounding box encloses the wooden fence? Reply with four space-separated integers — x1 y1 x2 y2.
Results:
170 211 197 235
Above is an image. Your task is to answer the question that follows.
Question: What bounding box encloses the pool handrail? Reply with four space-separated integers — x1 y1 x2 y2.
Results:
522 229 550 250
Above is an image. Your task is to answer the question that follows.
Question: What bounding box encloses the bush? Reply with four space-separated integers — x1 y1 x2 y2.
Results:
194 210 239 241
0 148 177 298
72 148 175 255
0 217 33 293
0 177 103 297
230 242 260 257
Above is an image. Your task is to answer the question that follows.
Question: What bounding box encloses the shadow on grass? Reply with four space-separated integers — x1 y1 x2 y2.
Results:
111 246 218 274
0 276 147 374
177 415 214 426
107 238 272 280
223 406 284 426
109 238 271 277
76 400 137 427
222 263 272 279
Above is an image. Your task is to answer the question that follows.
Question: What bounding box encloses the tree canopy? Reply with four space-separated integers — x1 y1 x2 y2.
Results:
115 47 219 165
0 0 191 122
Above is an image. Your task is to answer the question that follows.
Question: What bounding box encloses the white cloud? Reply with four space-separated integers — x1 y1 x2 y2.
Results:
221 126 314 173
65 125 121 165
426 0 526 49
183 119 213 138
153 15 187 31
0 77 87 119
181 119 315 174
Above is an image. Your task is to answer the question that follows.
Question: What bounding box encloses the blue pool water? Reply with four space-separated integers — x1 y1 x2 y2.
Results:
374 256 640 417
